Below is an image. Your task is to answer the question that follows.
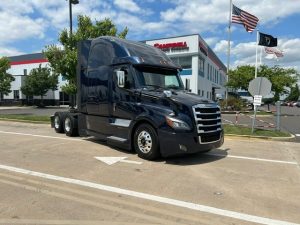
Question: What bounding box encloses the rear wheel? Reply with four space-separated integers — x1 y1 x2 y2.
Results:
134 124 160 160
63 114 78 137
54 112 66 133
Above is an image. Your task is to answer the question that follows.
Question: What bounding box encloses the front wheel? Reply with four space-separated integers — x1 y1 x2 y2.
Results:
134 124 160 160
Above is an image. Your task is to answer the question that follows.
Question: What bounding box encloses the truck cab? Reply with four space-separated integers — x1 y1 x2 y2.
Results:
52 36 223 160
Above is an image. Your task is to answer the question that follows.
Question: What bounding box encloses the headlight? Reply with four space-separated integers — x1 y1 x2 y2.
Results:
165 116 191 130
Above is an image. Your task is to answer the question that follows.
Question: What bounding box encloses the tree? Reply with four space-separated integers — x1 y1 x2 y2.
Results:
0 57 15 101
286 83 300 101
227 65 255 91
21 65 58 107
227 65 299 101
44 15 128 107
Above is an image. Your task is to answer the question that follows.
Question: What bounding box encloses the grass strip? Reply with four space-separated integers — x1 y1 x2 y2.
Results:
224 124 290 137
0 114 50 123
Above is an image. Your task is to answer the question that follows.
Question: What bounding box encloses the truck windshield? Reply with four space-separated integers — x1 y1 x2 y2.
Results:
135 66 184 90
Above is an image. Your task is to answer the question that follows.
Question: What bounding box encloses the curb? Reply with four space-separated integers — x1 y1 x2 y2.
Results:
225 133 295 141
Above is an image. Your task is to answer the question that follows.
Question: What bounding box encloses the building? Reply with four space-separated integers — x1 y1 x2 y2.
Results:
4 53 69 106
3 34 226 105
145 34 227 99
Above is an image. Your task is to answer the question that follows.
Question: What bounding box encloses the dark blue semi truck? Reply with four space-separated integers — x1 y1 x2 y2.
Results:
51 36 224 160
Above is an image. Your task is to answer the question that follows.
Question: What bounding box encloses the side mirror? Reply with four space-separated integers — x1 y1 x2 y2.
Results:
116 71 125 88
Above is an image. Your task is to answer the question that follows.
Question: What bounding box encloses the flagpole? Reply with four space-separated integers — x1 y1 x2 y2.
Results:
259 46 263 65
255 29 259 78
226 0 233 103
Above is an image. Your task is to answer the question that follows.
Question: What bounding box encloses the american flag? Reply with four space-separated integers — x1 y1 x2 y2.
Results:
232 4 259 32
265 47 284 58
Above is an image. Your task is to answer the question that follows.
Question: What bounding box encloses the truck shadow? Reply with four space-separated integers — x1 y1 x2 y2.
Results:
85 138 136 155
85 138 229 165
164 148 230 166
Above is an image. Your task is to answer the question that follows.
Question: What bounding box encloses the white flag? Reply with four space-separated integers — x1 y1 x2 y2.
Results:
265 47 283 58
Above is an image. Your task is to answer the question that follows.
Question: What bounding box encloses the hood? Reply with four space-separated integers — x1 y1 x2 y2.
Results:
169 91 215 107
140 89 217 110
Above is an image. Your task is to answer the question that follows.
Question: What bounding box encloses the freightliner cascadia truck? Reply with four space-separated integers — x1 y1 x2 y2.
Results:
51 36 224 160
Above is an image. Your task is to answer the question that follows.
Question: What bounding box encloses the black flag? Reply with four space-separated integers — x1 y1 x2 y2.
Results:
258 32 277 47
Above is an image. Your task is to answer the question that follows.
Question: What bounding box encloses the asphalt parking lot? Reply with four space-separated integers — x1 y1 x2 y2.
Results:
0 121 300 225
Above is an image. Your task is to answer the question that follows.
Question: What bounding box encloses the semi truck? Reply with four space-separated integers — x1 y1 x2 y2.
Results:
51 36 224 160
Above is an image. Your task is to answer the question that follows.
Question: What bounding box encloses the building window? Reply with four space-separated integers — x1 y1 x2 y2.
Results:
13 90 20 100
24 69 27 76
198 90 201 95
198 58 204 73
171 56 192 69
207 64 210 79
202 90 204 97
207 91 209 99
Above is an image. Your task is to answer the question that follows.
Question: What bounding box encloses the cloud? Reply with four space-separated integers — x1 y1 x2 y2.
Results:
205 37 220 46
0 11 45 44
0 47 24 57
159 0 300 34
114 0 141 13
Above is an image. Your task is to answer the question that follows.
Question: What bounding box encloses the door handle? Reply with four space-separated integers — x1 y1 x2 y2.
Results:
113 103 116 112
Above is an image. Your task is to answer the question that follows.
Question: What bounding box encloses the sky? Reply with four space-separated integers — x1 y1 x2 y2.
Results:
0 0 300 71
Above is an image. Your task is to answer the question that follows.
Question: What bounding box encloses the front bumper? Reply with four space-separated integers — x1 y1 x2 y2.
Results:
158 129 224 157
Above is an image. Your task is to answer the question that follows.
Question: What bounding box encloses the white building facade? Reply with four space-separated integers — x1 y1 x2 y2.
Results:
3 34 227 105
146 34 227 100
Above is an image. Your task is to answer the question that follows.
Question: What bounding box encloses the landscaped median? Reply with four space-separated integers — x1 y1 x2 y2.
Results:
223 124 293 139
0 114 50 124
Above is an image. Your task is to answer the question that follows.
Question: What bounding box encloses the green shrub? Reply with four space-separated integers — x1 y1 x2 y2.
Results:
220 97 245 111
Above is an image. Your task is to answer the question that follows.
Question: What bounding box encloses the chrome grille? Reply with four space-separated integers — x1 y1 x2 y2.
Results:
192 104 222 143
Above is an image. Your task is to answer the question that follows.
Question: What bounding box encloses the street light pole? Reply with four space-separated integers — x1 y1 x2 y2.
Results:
69 0 73 34
67 0 79 109
68 0 79 35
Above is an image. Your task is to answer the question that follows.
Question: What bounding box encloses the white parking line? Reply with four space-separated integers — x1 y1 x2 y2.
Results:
0 131 83 141
295 134 300 137
207 153 298 165
0 164 298 225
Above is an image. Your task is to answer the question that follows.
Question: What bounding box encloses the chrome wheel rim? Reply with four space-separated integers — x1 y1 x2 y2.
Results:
54 116 60 129
64 117 71 132
137 130 152 154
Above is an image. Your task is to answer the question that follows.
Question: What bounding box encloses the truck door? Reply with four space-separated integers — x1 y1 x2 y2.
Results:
110 66 137 128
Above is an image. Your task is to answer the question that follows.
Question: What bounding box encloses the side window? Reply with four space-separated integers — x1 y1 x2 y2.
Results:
88 44 113 68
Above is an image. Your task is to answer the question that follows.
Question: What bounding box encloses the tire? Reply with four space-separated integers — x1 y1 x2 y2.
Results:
63 114 78 137
54 112 66 133
133 124 160 160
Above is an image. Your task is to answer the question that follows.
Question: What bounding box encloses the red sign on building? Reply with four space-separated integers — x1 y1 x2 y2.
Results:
154 42 188 50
